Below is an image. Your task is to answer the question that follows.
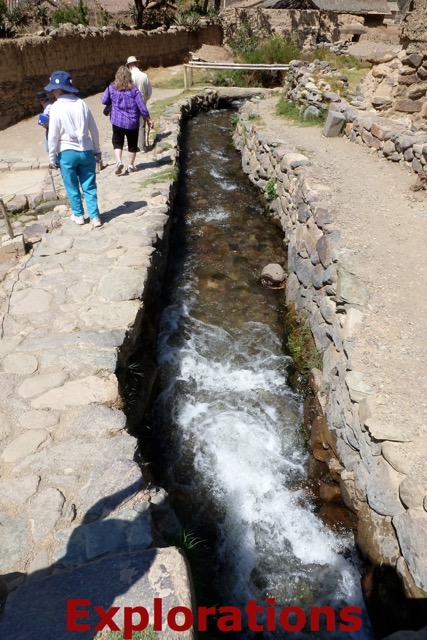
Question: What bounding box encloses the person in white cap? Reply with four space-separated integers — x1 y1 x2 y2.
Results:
126 55 152 151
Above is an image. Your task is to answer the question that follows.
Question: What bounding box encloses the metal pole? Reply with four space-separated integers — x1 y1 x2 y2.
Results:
0 198 14 239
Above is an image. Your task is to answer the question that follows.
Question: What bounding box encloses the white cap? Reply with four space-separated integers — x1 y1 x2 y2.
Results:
126 56 139 65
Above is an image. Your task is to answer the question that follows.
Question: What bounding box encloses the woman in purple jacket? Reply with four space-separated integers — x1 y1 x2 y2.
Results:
102 66 153 175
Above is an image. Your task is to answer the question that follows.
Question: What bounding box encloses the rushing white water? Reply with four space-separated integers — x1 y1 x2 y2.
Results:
155 305 372 638
153 109 373 639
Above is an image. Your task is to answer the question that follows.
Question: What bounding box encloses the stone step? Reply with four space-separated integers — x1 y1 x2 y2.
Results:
0 547 194 640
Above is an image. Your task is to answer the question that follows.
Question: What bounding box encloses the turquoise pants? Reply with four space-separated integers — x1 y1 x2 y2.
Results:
58 149 100 219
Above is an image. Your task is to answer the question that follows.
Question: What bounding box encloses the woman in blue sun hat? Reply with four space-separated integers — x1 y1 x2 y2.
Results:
45 70 103 228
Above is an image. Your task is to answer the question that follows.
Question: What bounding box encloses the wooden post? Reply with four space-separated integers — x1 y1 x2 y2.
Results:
184 65 188 91
189 66 193 88
0 198 14 239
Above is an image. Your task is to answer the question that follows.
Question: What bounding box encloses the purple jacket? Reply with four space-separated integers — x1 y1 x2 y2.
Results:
102 84 149 130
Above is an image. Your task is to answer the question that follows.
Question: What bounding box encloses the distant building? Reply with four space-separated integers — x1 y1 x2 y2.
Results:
259 0 392 28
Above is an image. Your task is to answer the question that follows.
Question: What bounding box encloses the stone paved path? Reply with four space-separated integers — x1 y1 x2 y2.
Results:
0 86 188 602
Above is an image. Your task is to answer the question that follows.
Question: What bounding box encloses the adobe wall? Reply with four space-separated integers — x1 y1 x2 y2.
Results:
0 23 222 129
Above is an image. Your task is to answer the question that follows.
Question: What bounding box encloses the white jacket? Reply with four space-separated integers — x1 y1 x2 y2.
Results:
48 94 100 165
130 67 152 104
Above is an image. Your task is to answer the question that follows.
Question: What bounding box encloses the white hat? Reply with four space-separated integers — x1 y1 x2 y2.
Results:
126 56 139 65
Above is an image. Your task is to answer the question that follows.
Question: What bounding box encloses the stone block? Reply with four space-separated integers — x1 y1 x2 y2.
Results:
0 548 195 639
0 234 26 257
322 110 346 137
395 99 423 113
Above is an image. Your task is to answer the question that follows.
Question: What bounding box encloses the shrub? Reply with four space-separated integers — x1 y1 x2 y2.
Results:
283 305 322 372
242 35 300 65
0 0 7 35
228 22 258 55
51 0 88 27
264 177 277 202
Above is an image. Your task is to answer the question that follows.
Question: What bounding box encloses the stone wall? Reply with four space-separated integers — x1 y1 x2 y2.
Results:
280 59 427 176
232 103 427 601
401 0 427 49
355 49 427 125
0 23 222 129
220 8 366 50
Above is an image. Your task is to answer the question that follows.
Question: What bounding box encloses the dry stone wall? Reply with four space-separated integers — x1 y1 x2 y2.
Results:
233 101 427 600
221 8 366 50
355 49 427 125
281 59 427 180
0 23 222 129
401 0 427 49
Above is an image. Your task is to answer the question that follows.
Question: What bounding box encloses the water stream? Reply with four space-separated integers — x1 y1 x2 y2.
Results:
152 109 373 639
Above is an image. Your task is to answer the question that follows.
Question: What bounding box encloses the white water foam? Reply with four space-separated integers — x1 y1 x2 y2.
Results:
155 304 373 640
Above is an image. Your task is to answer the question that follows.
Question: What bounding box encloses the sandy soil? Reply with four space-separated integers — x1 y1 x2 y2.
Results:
254 95 427 435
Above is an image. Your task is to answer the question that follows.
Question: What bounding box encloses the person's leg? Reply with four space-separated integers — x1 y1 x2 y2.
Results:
112 125 125 173
58 150 84 217
76 150 100 221
126 129 139 171
137 116 145 151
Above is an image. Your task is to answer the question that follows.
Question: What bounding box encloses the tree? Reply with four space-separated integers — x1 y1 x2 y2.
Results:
133 0 176 28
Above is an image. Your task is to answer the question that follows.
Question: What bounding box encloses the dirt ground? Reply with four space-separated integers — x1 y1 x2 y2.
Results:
256 96 426 439
184 45 427 438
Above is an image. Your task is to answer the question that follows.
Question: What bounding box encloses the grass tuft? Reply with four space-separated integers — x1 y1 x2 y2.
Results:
276 97 326 127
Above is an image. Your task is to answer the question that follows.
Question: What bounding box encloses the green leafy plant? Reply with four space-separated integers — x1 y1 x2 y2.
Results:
35 2 49 26
140 165 179 187
120 361 145 412
0 0 8 36
283 305 322 372
96 628 160 639
242 35 300 65
228 20 258 56
230 112 238 131
174 9 200 26
164 531 211 603
6 1 30 27
264 177 277 202
51 0 88 26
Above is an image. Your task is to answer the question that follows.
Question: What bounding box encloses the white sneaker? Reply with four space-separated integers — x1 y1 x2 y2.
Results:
70 214 84 225
115 161 124 175
83 212 90 220
92 217 103 228
127 165 137 173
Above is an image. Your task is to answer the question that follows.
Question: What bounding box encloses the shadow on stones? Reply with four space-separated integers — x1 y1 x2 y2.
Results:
102 200 148 222
0 482 174 640
362 563 427 639
137 157 174 171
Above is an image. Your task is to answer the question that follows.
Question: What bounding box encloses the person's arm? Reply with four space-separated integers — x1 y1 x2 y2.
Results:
101 86 111 106
145 77 152 102
87 108 101 155
47 108 60 167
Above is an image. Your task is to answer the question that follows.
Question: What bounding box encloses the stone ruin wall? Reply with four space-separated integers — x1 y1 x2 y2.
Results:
232 104 427 606
0 23 222 129
401 0 427 50
220 8 366 50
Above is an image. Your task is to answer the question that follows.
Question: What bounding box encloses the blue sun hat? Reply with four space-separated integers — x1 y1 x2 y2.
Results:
44 70 79 93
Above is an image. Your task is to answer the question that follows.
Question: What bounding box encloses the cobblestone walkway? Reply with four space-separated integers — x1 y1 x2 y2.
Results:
0 88 199 636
